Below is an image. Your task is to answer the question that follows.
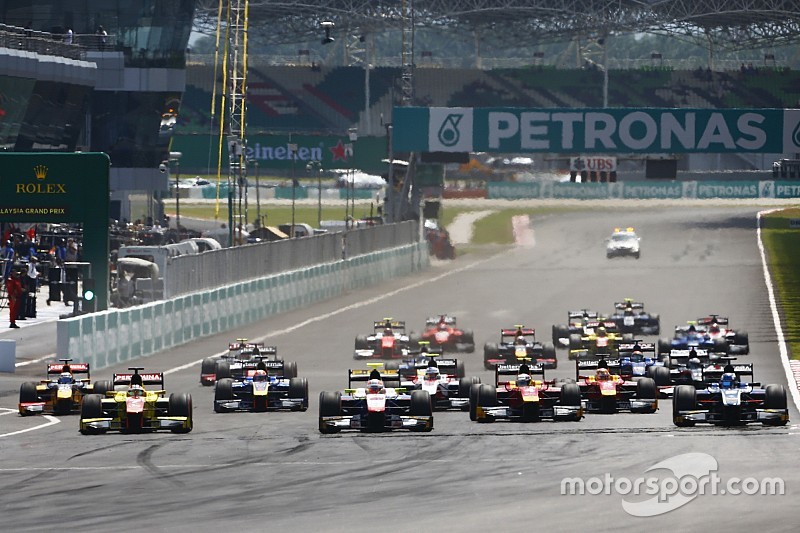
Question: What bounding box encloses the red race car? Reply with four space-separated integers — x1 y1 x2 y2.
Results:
416 315 475 353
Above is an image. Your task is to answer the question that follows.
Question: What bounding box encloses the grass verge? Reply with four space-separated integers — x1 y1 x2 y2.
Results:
761 208 800 359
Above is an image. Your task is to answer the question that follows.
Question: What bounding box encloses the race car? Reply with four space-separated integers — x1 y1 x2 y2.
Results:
696 315 749 354
469 363 582 422
483 325 557 369
416 314 475 353
353 318 414 360
658 322 727 356
567 320 628 359
79 367 193 434
551 309 602 348
606 227 640 259
574 357 658 413
214 358 309 412
397 355 475 411
672 360 788 427
662 348 721 390
318 364 433 433
19 359 113 416
608 299 660 336
201 345 298 385
614 342 670 386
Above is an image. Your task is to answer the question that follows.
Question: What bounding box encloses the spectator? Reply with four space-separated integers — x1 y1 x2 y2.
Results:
65 28 73 44
23 258 38 318
6 269 23 328
2 239 14 281
63 238 79 305
96 25 108 50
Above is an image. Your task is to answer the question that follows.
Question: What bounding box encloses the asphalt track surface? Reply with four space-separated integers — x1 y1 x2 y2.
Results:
1 205 799 532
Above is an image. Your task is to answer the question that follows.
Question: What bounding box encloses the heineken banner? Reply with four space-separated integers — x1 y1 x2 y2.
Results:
394 107 800 154
487 180 800 200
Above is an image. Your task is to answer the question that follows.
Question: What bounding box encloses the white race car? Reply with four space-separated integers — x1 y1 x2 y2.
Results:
606 227 640 259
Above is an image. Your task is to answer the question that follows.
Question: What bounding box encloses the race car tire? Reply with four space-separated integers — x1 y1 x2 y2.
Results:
661 356 672 370
652 366 670 387
542 342 556 360
476 384 498 423
645 366 655 379
93 380 113 397
285 361 298 379
19 382 38 407
384 360 400 371
736 331 749 353
318 391 342 434
712 337 728 354
462 329 475 345
200 358 217 385
459 376 480 403
215 360 232 380
651 315 661 335
673 385 696 427
483 342 499 369
552 324 570 345
214 378 234 403
169 393 193 433
79 394 105 434
384 380 401 390
635 252 640 259
289 378 309 411
637 377 657 400
764 384 789 426
568 334 582 351
657 338 672 357
622 333 635 341
354 334 369 350
456 360 465 378
409 390 434 432
560 383 581 407
469 383 481 421
407 333 421 351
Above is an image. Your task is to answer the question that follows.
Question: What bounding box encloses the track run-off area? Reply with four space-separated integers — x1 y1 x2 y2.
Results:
1 202 799 532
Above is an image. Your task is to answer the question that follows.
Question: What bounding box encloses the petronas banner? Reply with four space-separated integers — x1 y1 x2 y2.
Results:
171 134 388 174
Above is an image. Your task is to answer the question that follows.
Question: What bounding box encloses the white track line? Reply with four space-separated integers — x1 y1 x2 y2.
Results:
0 409 60 438
757 209 800 412
15 355 54 368
165 251 507 375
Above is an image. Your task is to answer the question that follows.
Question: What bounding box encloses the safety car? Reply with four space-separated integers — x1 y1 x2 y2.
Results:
606 227 640 259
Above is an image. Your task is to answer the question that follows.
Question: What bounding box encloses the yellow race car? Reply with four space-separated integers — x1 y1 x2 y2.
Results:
19 359 112 416
568 321 627 360
79 367 192 434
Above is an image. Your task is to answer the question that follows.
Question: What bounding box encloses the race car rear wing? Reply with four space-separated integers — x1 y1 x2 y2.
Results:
618 342 656 357
583 320 618 330
113 371 164 388
614 301 644 311
242 359 287 377
425 315 456 327
47 360 90 379
496 363 545 384
373 319 405 333
349 368 400 386
697 315 729 326
702 362 754 383
576 358 621 380
568 310 598 320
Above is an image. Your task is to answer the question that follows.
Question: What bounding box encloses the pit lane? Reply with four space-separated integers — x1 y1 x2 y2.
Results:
1 205 798 531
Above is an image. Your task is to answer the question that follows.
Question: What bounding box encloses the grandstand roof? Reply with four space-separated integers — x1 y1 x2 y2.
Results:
195 0 800 50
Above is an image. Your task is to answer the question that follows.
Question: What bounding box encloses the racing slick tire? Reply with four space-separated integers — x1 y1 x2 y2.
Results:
93 380 113 397
456 360 466 378
636 378 657 413
661 356 672 371
384 360 400 371
459 376 481 409
354 334 369 350
652 366 670 387
289 377 309 411
79 394 105 434
568 334 582 352
712 337 728 354
483 342 499 370
469 383 482 421
384 380 401 390
657 338 672 357
408 333 421 351
169 393 193 433
214 378 234 412
462 329 475 349
542 342 557 367
650 315 661 335
672 385 696 427
19 382 38 408
560 383 582 421
552 324 570 346
201 358 217 385
764 384 788 426
319 391 342 434
735 331 749 353
622 333 635 341
285 361 298 379
215 360 232 380
409 390 433 427
476 384 498 423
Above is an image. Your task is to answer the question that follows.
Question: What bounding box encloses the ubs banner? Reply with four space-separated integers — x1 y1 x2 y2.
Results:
394 107 800 154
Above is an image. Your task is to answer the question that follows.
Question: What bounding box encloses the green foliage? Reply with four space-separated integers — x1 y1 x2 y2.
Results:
762 208 800 359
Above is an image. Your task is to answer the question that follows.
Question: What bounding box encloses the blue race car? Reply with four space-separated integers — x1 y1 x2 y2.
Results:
213 358 308 412
608 299 660 336
658 322 727 356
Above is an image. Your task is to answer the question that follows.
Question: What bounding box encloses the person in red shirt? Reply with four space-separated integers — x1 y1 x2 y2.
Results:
6 269 23 328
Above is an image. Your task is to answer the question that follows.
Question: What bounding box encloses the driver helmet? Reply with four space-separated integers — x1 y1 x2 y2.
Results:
516 373 532 387
253 369 268 382
596 368 611 381
127 384 144 397
720 372 737 389
438 322 448 331
424 367 440 381
624 307 634 316
709 323 720 335
597 327 607 337
688 324 697 333
58 372 73 384
689 357 702 369
383 327 393 336
367 379 385 395
515 334 526 345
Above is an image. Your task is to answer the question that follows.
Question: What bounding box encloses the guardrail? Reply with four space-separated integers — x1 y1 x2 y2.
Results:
56 242 429 369
487 180 800 200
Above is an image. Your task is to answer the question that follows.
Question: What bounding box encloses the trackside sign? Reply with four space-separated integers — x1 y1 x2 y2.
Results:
393 107 800 154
